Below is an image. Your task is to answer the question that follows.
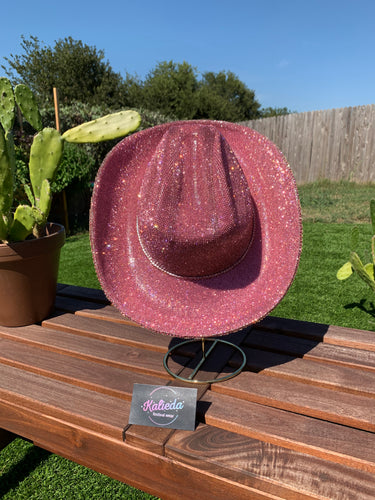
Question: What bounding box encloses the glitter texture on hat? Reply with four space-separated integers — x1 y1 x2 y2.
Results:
90 120 302 338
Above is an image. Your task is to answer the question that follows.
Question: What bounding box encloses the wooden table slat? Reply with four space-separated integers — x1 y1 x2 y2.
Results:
201 391 375 473
211 370 375 431
0 338 167 398
124 330 249 453
43 312 173 352
258 316 375 351
166 423 375 500
246 328 375 371
237 346 375 398
0 364 129 439
54 295 137 325
56 285 109 304
0 324 187 378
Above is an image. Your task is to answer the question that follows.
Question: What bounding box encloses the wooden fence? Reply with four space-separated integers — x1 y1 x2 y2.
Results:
242 104 375 184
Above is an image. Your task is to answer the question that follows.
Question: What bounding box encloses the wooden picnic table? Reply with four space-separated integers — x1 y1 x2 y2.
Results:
0 284 374 499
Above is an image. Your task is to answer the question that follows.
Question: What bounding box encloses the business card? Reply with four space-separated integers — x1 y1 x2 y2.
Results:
129 384 198 430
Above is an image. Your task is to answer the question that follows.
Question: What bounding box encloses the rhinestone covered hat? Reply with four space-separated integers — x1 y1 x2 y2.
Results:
90 120 302 338
137 123 255 278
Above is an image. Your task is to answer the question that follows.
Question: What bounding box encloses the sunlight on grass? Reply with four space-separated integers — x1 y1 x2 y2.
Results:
58 233 100 289
298 179 375 223
0 438 158 499
273 221 375 330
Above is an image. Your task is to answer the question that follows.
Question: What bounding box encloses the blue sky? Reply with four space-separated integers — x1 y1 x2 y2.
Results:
1 0 374 113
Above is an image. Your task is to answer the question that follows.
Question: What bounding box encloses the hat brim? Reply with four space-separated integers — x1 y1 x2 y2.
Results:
90 120 302 338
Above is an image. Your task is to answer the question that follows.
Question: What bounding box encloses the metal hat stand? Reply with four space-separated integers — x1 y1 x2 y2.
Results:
163 337 247 384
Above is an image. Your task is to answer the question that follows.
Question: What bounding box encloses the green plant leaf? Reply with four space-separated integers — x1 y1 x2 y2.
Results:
337 261 353 280
350 251 375 293
0 127 14 215
364 262 375 281
350 251 364 271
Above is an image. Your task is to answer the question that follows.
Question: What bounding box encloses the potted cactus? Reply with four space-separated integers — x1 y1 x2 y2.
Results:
0 77 141 326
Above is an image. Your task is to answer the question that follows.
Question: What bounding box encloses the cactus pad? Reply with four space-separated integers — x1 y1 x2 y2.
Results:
62 110 141 143
336 261 353 280
14 84 42 131
8 205 43 241
0 78 15 133
23 184 35 206
38 179 52 217
350 251 375 293
364 262 375 280
29 128 64 199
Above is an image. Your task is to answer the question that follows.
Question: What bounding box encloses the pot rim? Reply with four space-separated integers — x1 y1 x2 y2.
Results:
0 223 66 261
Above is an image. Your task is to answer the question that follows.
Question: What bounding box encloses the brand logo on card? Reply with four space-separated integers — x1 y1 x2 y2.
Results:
129 383 197 430
141 386 185 426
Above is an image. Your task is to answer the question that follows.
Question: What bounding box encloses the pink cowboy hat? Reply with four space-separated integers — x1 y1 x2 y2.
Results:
90 120 302 338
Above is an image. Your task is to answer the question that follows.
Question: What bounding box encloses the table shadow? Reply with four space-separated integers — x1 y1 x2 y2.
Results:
344 298 375 320
166 321 326 382
0 440 50 498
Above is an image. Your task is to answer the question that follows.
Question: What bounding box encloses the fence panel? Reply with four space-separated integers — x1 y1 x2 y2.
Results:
242 104 375 183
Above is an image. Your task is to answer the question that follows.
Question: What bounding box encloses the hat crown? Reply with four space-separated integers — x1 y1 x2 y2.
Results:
137 123 255 278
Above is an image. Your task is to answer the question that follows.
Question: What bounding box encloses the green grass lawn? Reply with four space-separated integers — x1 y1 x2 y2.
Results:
1 180 375 499
273 220 375 330
58 232 101 289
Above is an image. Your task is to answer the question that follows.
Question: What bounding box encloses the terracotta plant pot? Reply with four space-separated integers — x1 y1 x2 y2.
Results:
0 223 65 327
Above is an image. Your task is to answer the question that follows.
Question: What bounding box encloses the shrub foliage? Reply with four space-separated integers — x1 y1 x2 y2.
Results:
3 36 265 122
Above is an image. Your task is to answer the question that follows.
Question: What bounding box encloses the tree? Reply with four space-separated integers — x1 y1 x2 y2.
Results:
140 61 199 119
121 72 144 109
196 71 261 122
260 106 293 117
2 35 126 107
138 63 261 122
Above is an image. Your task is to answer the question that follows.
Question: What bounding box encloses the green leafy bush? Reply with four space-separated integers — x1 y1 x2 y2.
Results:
137 107 175 129
52 142 96 192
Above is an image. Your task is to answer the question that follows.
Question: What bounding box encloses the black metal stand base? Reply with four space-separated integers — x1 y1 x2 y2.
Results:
163 338 247 384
